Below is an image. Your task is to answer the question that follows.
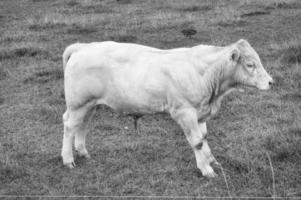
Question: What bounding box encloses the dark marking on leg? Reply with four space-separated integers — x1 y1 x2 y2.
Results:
195 141 203 150
64 125 71 132
128 114 142 131
195 135 207 150
133 116 139 130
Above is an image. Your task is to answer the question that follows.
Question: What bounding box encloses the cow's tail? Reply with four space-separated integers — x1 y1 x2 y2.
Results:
62 43 86 71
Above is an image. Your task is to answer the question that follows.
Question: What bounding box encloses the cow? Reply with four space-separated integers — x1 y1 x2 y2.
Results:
61 39 273 178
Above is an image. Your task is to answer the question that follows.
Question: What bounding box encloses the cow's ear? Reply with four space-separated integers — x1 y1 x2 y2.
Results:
231 48 240 62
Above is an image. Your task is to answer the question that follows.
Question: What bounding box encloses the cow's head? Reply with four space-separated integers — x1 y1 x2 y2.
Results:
230 39 273 90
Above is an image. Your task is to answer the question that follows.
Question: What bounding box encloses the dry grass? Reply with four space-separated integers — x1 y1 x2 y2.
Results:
0 0 300 198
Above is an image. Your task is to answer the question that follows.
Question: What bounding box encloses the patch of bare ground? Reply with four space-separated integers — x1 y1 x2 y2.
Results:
281 44 301 64
241 10 270 17
181 27 197 39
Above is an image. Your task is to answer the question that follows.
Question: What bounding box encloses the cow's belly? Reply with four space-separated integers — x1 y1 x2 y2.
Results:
97 66 169 114
100 94 168 114
99 84 168 114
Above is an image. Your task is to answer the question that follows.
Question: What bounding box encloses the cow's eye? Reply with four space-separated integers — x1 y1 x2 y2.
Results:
246 63 254 68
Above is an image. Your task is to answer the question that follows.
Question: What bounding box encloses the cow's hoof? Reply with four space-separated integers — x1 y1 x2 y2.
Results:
83 154 91 159
65 161 76 169
76 150 90 159
203 171 218 178
212 159 221 166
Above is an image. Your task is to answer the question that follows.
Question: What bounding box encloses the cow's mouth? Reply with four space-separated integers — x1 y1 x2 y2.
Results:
233 83 257 93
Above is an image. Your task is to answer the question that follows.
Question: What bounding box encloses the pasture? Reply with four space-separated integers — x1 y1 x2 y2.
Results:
0 0 300 198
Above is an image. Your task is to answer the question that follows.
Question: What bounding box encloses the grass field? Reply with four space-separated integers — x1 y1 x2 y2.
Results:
0 0 301 198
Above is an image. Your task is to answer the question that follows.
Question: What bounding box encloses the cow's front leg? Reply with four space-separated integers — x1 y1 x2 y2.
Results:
197 122 219 165
170 108 217 178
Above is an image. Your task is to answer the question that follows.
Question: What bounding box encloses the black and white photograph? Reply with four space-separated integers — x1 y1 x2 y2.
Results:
0 0 300 199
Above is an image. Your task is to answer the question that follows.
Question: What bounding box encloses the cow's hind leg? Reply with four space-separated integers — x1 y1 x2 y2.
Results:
170 108 217 178
74 106 96 158
61 101 95 168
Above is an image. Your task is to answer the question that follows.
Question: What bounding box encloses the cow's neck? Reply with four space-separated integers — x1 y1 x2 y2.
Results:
207 65 233 103
201 54 235 117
